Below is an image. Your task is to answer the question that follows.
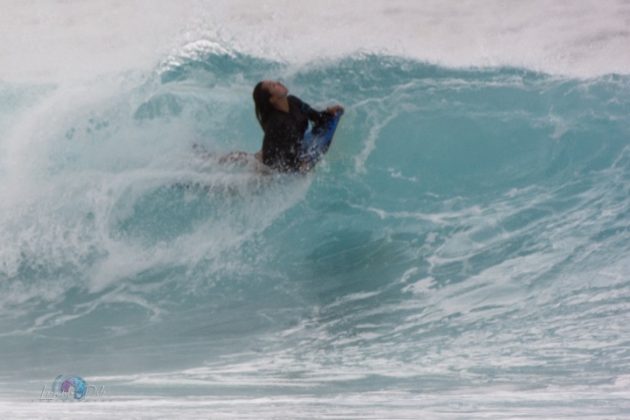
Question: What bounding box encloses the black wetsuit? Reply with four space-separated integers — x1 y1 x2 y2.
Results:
262 95 329 172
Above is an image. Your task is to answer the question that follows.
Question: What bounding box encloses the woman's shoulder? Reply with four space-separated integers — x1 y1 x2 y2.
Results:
288 94 303 105
288 95 314 113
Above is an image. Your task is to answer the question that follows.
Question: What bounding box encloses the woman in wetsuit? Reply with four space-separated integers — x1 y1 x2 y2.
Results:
252 80 343 172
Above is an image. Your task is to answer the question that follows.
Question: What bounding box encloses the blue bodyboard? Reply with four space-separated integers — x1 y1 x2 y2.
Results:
299 111 343 170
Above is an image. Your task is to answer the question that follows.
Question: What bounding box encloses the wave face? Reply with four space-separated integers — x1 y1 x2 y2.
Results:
2 35 630 419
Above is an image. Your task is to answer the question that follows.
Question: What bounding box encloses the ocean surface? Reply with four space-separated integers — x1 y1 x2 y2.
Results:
1 1 630 418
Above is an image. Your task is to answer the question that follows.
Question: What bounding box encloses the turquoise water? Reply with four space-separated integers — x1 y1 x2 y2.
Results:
1 46 630 417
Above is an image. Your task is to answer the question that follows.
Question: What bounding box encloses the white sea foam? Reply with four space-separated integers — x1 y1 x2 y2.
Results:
1 0 629 83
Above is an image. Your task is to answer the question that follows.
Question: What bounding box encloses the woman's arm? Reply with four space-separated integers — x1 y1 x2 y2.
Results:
299 99 326 124
298 97 344 123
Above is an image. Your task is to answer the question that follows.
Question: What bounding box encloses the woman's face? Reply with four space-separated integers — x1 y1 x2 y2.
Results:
263 80 288 100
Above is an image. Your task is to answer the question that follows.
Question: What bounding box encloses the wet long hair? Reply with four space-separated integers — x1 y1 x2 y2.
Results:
253 81 273 131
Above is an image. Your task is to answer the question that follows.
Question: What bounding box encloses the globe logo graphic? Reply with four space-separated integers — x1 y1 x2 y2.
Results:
51 375 88 400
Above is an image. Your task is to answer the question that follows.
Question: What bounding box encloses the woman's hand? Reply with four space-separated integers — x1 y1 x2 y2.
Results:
326 105 344 116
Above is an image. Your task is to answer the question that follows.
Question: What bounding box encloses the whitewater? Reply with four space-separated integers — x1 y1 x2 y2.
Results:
1 1 630 418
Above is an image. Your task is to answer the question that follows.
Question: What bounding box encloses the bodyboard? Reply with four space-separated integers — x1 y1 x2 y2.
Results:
299 111 343 170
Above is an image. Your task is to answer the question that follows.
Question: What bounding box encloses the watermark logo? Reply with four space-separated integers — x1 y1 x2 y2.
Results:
40 375 105 401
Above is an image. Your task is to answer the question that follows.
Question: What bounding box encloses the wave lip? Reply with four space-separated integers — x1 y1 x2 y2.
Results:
2 1 630 82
